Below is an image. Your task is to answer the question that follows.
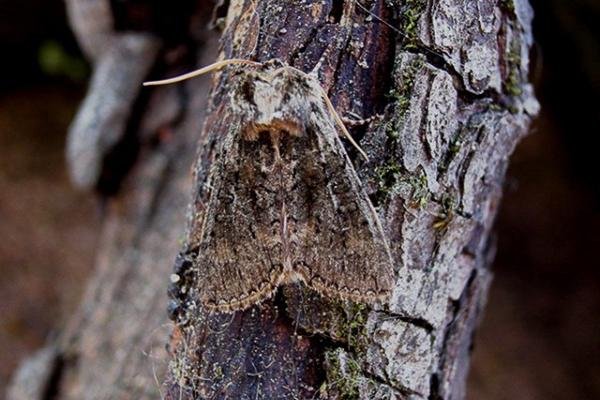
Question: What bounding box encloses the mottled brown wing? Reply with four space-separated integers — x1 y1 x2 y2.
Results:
285 113 396 304
195 127 286 312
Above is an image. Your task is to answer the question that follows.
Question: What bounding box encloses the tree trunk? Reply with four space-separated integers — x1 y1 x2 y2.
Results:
8 0 538 399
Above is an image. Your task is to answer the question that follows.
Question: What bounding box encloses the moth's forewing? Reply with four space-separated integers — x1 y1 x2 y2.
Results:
192 66 395 312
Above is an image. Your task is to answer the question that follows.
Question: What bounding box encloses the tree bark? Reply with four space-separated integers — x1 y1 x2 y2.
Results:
8 0 538 399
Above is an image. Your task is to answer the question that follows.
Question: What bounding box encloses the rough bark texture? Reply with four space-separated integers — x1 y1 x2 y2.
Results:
8 0 538 399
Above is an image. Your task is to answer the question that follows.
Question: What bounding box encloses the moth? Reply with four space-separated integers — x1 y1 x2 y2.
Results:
145 59 395 313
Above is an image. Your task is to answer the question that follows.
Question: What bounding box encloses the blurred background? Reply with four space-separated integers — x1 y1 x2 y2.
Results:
0 1 598 399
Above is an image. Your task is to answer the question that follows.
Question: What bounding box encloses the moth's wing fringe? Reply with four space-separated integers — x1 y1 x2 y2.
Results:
307 275 391 305
203 271 288 313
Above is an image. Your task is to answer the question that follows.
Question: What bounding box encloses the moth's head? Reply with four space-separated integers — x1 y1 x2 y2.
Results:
232 66 309 140
261 58 286 71
143 58 368 160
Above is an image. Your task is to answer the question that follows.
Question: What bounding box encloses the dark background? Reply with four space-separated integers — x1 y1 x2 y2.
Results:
0 1 598 398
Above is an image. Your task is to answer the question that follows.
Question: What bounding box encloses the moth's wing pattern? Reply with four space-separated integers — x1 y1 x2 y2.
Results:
194 66 394 311
195 127 286 312
285 101 396 303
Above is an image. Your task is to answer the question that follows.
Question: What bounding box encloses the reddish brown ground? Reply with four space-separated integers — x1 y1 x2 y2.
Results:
468 113 600 399
0 85 99 390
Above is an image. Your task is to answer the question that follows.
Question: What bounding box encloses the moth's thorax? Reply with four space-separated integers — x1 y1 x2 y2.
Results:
231 66 321 140
243 119 303 141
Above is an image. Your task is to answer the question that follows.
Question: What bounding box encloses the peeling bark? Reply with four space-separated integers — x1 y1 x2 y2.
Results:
8 0 538 399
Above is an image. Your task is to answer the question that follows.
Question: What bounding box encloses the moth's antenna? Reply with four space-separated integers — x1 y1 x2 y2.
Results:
320 90 369 161
143 59 262 86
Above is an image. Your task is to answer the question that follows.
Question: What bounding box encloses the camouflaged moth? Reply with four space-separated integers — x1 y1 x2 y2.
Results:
145 59 395 313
